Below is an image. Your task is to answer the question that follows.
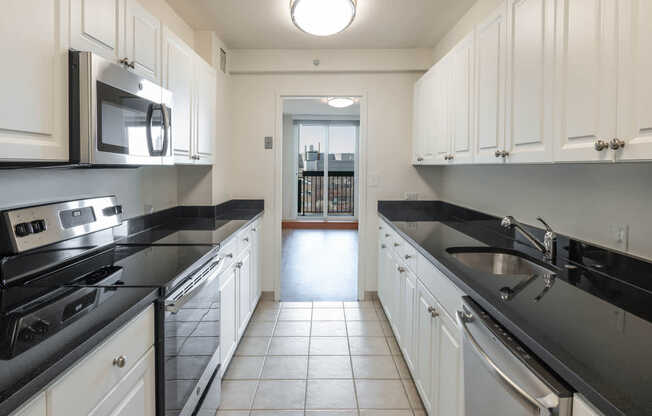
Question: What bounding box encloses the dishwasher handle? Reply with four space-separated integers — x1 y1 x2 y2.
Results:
165 258 224 313
457 309 552 416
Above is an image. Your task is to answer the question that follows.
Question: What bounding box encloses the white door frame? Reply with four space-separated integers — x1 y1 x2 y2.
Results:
274 91 368 301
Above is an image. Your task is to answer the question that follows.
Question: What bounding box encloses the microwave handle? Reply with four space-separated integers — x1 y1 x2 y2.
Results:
145 103 169 157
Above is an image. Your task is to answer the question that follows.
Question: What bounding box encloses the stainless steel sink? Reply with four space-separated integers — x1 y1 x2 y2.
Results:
446 247 556 277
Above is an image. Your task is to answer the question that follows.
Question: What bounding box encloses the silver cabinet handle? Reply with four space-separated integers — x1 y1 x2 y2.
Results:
500 150 510 158
397 266 406 273
427 306 439 317
404 254 412 260
236 261 243 269
393 242 400 247
113 356 127 368
609 138 625 150
385 233 390 238
243 237 249 242
416 156 424 162
457 310 551 416
252 228 257 232
594 140 609 151
118 57 134 69
381 244 387 249
495 150 502 158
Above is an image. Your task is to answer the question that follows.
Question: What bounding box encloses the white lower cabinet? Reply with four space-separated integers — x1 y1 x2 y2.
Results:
219 264 238 373
220 222 263 374
378 218 463 416
11 393 46 416
46 306 155 416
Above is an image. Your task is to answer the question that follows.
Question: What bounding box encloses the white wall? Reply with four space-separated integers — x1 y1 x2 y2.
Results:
228 71 440 294
0 167 178 217
282 114 295 220
425 0 652 261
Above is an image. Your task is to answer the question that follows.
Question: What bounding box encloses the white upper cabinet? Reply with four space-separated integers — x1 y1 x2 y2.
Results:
554 0 617 162
162 27 194 163
413 73 436 164
194 59 217 164
617 0 652 161
504 0 555 163
449 32 475 164
70 0 123 63
474 1 508 163
124 0 161 84
434 56 453 164
0 0 69 163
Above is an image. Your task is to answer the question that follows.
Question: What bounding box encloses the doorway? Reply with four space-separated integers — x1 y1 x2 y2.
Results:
279 96 362 301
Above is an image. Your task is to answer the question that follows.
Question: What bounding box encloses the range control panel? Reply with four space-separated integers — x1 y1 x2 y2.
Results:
0 196 123 254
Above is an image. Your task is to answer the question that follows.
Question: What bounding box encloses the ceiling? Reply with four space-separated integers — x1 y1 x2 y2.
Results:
166 0 476 49
283 98 360 116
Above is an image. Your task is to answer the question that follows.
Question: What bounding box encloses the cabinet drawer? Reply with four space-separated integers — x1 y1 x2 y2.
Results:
219 236 239 269
416 254 465 320
47 305 155 415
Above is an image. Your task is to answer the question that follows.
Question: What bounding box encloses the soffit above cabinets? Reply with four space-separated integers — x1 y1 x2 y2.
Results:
165 0 476 49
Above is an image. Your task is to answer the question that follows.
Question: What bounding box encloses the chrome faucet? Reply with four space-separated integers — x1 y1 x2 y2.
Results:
501 216 556 261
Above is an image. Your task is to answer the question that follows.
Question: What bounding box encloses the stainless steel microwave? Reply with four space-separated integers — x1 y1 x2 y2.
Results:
69 51 173 166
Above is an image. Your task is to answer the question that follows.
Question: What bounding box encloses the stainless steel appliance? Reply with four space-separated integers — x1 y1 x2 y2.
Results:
69 51 173 166
457 297 572 416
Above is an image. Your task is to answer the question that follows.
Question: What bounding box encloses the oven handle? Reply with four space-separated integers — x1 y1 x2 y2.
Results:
457 309 552 416
165 257 224 313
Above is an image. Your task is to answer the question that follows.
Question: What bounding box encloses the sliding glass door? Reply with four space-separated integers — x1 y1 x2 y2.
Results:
296 120 358 219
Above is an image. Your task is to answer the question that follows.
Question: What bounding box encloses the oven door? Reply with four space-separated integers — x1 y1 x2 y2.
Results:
162 257 223 416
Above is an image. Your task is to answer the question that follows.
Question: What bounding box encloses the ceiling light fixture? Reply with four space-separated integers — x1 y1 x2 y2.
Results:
327 97 355 108
290 0 357 37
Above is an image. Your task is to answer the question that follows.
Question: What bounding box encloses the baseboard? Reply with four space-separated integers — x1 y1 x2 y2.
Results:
364 291 378 301
282 220 358 230
261 291 275 300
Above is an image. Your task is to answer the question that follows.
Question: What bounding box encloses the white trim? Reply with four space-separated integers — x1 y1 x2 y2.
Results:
274 91 368 301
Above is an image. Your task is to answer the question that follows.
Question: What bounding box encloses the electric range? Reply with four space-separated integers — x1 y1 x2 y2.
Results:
0 197 225 416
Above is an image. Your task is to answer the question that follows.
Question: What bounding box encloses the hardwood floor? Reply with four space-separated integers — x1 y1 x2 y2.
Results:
281 229 358 301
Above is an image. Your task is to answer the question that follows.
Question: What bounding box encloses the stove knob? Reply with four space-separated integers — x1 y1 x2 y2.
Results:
32 320 50 335
19 326 37 342
15 222 33 237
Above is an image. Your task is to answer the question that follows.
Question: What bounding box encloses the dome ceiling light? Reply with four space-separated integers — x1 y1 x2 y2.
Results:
290 0 357 37
327 97 355 108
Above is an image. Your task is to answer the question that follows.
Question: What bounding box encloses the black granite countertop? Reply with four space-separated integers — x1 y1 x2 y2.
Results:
0 199 264 415
378 201 652 416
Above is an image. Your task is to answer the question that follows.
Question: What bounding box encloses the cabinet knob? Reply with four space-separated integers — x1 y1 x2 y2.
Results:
495 150 502 158
243 237 249 242
609 138 625 150
393 242 400 247
500 150 510 158
225 253 233 259
404 254 412 260
427 306 439 317
594 140 609 151
381 244 387 249
252 228 257 232
416 156 424 162
385 233 390 238
113 355 127 368
397 266 406 273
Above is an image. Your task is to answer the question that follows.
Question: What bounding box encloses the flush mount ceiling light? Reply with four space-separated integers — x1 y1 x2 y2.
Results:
327 97 355 108
290 0 357 36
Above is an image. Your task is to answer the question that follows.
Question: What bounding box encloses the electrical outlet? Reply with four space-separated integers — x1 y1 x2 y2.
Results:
608 224 629 251
404 192 418 201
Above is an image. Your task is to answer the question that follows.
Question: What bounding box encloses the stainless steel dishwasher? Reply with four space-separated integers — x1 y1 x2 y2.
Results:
457 297 572 416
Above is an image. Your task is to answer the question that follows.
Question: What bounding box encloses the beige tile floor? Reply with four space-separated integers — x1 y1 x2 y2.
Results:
217 300 425 416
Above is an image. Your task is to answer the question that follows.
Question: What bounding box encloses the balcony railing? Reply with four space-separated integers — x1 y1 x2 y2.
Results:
298 171 354 216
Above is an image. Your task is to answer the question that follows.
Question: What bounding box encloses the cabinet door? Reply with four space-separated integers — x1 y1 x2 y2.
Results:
504 0 555 163
450 32 475 164
434 309 463 416
379 243 395 323
250 226 261 311
401 270 417 372
617 0 652 160
414 281 438 414
554 0 617 162
194 59 216 164
412 77 425 164
124 0 161 84
377 232 388 306
0 0 69 162
237 250 252 338
70 0 122 62
162 27 194 164
86 348 156 416
220 267 238 372
389 258 402 344
11 393 45 416
474 1 508 163
434 57 453 164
